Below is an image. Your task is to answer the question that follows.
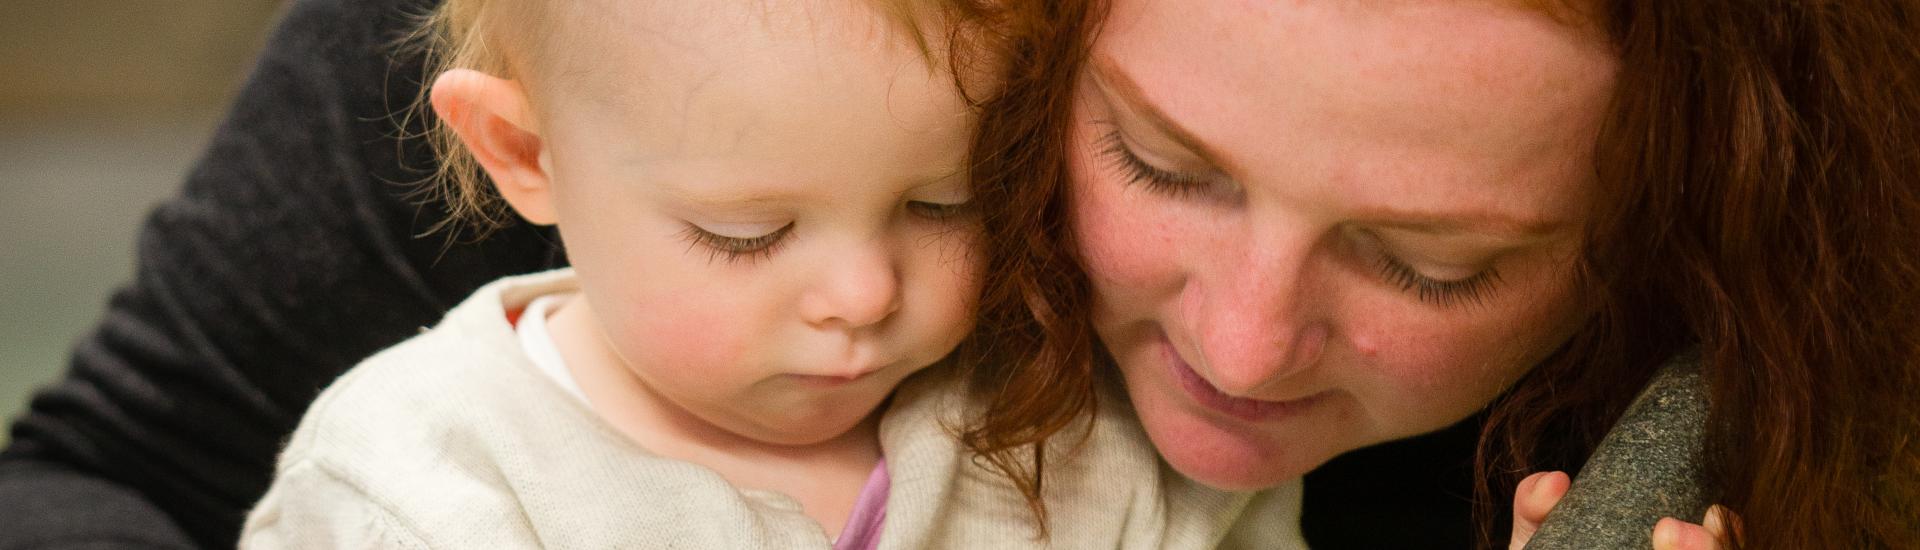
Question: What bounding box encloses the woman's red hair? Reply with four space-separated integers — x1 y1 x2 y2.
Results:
1478 2 1920 548
948 0 1105 534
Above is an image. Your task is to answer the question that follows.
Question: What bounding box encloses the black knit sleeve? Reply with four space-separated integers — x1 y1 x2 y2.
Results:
1301 414 1482 549
0 0 558 547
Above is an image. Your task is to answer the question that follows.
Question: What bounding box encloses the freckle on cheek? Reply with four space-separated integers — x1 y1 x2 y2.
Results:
1094 211 1170 278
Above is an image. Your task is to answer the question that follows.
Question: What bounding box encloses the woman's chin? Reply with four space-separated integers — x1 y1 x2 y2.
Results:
1138 402 1320 491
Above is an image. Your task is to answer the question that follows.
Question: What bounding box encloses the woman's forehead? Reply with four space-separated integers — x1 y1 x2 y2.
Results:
1095 0 1616 103
1090 0 1616 222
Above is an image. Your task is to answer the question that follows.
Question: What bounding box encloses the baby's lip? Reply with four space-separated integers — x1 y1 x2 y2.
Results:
787 363 889 386
789 373 862 385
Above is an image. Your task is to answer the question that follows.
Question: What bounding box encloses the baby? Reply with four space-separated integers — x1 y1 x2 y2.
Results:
241 0 1301 547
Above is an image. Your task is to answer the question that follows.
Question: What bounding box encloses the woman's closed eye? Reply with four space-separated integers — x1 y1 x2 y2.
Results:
679 222 793 265
1099 116 1519 309
1348 227 1509 309
1094 123 1231 201
1375 254 1503 308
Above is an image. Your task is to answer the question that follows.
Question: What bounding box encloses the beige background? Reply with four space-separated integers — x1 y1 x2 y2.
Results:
0 1 285 444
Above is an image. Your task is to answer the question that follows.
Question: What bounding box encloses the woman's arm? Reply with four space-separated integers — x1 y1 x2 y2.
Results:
0 0 556 546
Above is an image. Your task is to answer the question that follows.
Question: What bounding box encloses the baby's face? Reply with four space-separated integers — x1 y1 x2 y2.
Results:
533 1 981 445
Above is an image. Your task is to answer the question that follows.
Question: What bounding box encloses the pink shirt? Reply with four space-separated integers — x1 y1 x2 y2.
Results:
833 458 890 550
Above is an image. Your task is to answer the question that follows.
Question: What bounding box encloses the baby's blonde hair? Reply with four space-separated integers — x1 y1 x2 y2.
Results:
405 0 988 236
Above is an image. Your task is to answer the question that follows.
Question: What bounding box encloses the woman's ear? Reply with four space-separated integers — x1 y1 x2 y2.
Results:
429 68 558 225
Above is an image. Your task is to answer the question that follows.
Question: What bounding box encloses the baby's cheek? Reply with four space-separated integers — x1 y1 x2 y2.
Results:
653 317 743 366
621 292 751 374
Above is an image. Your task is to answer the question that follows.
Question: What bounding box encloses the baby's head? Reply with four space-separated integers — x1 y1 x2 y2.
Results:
419 0 993 446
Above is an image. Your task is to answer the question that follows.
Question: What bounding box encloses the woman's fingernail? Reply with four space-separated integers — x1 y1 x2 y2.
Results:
1544 471 1568 493
1702 505 1728 540
1651 517 1680 550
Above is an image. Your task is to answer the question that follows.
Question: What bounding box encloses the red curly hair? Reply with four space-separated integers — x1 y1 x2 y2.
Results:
1480 2 1920 548
947 0 1105 534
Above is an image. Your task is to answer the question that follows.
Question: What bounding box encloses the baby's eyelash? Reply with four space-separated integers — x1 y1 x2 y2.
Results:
1093 123 1209 199
1375 255 1503 308
678 222 793 265
907 200 978 222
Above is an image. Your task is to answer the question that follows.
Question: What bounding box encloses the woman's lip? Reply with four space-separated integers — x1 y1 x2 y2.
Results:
1158 333 1325 422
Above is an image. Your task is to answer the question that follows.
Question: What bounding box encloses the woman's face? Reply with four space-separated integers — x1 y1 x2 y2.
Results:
1068 0 1618 489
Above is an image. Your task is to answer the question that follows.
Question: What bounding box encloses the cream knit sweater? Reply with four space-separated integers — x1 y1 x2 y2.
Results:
240 270 1307 549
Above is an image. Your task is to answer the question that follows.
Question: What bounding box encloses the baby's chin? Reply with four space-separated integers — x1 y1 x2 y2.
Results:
716 403 883 448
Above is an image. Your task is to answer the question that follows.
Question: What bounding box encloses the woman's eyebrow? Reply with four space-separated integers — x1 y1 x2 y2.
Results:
1091 54 1232 171
1365 208 1568 240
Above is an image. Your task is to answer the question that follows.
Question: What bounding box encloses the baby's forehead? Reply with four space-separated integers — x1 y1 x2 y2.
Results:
538 0 936 75
524 0 974 203
530 1 967 152
533 1 945 110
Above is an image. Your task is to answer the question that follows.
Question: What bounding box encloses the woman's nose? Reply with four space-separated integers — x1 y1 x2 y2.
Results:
799 243 902 330
1188 242 1329 398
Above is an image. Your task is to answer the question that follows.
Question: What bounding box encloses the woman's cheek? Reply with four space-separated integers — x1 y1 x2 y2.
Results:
1348 282 1576 434
1070 170 1181 298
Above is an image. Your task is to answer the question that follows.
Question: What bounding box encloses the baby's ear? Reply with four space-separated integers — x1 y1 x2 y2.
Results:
429 69 557 225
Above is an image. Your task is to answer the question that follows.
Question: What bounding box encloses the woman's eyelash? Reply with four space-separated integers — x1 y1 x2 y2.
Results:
1094 125 1209 199
1096 119 1504 309
1375 255 1503 308
1096 120 1502 308
679 222 793 265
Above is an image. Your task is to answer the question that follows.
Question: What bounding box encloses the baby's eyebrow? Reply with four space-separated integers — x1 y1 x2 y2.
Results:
659 179 804 210
655 163 972 211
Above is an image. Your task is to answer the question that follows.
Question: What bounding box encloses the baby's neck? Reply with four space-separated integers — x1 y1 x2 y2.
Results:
544 294 882 537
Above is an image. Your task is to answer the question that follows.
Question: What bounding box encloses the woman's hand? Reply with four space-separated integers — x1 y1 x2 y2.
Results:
1507 471 1734 550
1507 471 1569 549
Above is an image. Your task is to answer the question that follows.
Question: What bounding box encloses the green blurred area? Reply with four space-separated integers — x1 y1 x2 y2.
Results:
0 1 284 445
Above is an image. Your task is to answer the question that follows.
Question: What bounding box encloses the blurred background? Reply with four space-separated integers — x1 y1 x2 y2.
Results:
0 2 285 444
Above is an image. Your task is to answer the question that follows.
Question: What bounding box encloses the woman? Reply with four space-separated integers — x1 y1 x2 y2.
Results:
2 0 1913 548
965 0 1918 548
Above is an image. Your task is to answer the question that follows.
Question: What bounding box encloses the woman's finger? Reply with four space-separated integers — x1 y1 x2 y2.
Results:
1652 517 1723 550
1508 471 1571 549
